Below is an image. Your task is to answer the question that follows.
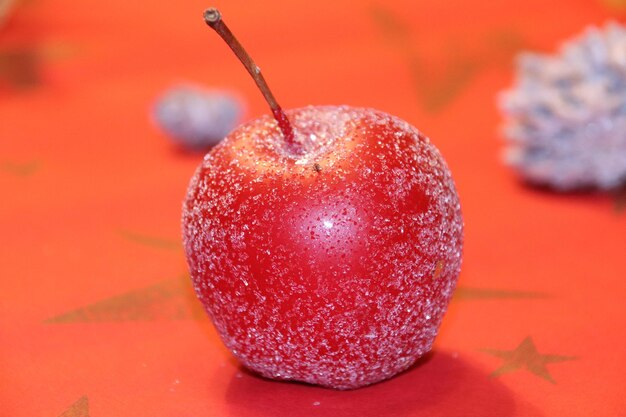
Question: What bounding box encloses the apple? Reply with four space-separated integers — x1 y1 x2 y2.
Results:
182 8 463 390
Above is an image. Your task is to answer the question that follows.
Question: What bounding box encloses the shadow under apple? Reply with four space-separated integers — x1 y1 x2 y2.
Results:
222 350 543 417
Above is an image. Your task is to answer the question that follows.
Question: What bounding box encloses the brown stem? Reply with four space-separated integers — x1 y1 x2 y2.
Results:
203 8 297 149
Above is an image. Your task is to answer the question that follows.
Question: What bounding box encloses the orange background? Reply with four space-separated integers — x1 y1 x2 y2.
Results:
1 0 625 416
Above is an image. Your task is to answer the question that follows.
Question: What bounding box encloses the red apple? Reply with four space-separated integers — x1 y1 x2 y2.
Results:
182 9 463 390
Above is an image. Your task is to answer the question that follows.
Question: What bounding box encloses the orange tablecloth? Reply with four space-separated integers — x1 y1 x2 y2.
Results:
1 0 625 415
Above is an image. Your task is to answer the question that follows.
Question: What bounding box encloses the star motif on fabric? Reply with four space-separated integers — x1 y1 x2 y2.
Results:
118 229 181 250
370 4 526 113
453 287 550 301
57 396 89 417
603 0 626 11
0 47 41 89
481 336 577 383
0 160 40 176
46 275 205 322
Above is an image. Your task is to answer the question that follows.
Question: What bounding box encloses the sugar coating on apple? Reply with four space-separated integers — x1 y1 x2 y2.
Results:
183 105 463 389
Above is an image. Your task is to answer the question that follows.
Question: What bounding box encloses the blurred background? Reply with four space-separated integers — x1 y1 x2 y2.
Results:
1 0 625 416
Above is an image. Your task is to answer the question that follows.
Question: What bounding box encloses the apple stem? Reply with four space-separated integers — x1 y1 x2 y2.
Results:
204 8 298 150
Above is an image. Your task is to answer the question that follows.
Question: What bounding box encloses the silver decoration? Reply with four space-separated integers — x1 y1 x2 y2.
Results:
500 22 626 190
154 84 244 150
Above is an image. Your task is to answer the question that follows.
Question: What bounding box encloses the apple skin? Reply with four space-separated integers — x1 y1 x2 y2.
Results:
183 106 463 389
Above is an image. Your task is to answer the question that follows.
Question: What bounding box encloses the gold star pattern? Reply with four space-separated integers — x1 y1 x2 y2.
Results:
454 287 550 301
57 396 89 417
1 41 75 90
46 275 205 323
0 47 41 89
482 336 577 383
118 229 181 250
370 4 526 112
0 160 40 176
602 0 626 11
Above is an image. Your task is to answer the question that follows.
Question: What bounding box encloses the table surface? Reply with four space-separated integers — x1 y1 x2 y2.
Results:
1 0 625 416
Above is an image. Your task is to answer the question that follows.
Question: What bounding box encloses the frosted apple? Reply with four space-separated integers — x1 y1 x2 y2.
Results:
182 8 463 390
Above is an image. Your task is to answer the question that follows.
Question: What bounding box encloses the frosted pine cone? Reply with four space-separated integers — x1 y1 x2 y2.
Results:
153 84 244 150
500 22 626 190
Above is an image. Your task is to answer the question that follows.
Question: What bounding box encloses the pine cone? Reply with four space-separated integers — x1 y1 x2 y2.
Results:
500 22 626 190
153 84 244 150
